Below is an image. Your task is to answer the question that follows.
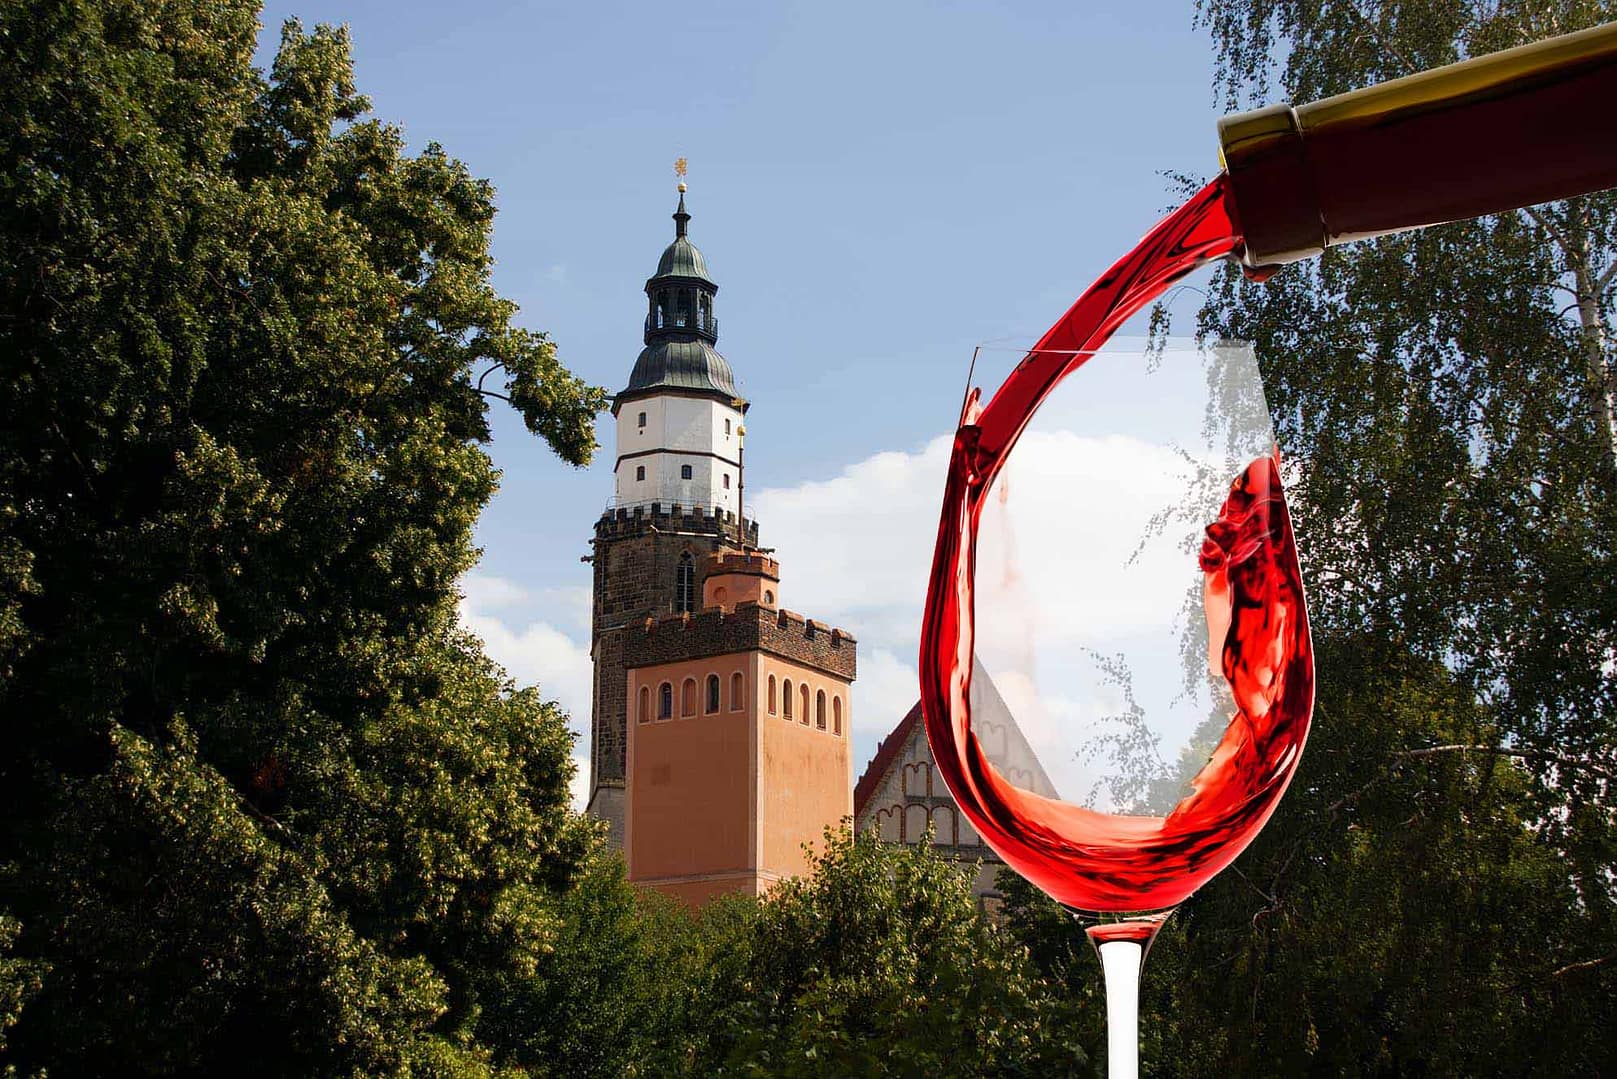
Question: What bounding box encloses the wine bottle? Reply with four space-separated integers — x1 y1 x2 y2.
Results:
1219 21 1617 270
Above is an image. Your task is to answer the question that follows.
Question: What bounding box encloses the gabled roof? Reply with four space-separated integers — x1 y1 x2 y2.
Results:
853 700 923 819
851 663 1060 820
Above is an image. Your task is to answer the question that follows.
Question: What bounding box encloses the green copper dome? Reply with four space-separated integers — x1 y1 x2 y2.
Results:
619 339 736 403
654 235 710 281
649 191 714 283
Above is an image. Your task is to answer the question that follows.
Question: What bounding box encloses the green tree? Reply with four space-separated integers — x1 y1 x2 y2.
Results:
0 1 606 1073
1106 0 1617 1072
696 828 1093 1078
468 851 754 1078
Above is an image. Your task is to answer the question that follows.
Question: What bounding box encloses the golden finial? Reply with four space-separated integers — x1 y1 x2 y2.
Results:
674 157 688 192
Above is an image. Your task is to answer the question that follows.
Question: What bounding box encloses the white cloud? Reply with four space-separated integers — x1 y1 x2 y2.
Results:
458 573 595 812
848 647 922 765
751 436 951 650
568 753 590 814
460 572 531 612
750 375 1251 797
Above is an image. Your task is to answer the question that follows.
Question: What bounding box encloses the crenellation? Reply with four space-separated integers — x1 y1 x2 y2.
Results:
623 603 856 680
593 506 759 547
706 550 778 575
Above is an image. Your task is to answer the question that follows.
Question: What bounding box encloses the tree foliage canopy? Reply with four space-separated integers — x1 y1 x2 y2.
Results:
0 1 606 1072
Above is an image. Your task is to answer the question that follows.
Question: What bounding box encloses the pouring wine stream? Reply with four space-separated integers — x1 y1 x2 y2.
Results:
921 20 1617 1079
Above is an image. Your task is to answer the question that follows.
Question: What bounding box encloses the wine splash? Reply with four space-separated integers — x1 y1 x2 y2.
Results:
918 177 1316 914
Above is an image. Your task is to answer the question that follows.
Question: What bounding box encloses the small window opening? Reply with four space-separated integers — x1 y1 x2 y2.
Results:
681 678 696 717
675 553 695 613
680 464 693 480
800 684 810 725
638 686 650 724
723 474 731 489
706 674 720 714
637 411 647 428
730 672 744 711
635 465 645 481
768 675 777 715
816 690 827 730
658 682 672 719
782 680 793 719
833 697 843 736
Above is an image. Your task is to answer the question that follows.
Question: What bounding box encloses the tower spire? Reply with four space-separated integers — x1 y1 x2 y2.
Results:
674 157 690 237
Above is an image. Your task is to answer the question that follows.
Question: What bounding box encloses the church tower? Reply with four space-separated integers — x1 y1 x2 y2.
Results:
587 180 856 906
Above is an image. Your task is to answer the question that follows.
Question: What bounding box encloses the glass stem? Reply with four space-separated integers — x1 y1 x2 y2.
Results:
1096 938 1143 1079
1085 912 1169 1079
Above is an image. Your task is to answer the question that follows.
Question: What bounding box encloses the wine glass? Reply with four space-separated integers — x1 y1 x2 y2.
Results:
918 329 1313 1077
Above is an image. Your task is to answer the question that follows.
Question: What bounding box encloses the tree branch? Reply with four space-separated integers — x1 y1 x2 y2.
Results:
1594 256 1617 296
1522 205 1573 253
1339 0 1422 76
1550 948 1617 980
475 361 506 393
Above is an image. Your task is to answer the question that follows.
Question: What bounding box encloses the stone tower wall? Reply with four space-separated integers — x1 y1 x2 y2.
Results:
588 502 759 846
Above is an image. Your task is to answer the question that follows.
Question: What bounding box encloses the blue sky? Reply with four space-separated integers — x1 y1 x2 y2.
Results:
253 0 1240 801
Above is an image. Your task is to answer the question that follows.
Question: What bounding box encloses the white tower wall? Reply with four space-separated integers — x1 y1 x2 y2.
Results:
615 394 744 515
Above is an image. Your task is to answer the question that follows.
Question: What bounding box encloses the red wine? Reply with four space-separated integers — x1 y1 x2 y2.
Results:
919 176 1315 913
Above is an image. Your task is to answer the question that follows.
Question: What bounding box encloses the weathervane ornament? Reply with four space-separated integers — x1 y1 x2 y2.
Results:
674 157 688 193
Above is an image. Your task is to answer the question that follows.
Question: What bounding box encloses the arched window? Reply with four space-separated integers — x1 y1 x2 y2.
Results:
904 804 929 844
800 684 810 725
878 807 901 843
903 761 931 797
763 589 774 606
768 675 777 715
815 689 826 730
675 290 692 327
675 553 694 613
959 814 980 846
658 682 672 719
637 410 647 428
638 686 650 725
730 672 744 711
681 678 696 717
782 680 793 719
832 696 842 736
635 465 645 481
657 290 670 325
705 674 720 714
